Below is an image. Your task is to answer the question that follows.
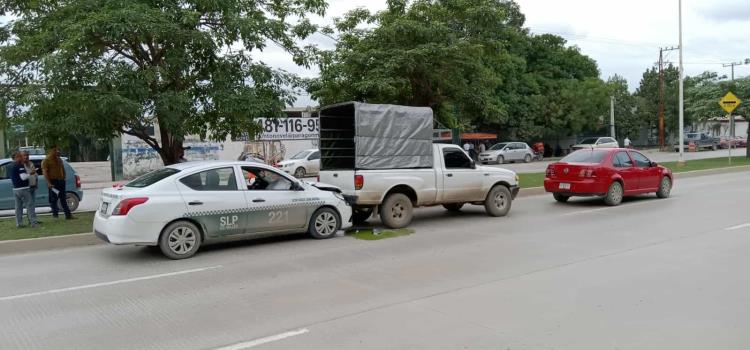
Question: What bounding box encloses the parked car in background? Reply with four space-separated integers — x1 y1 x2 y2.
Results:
478 142 535 164
544 148 672 206
673 132 718 151
0 155 83 211
277 149 320 178
719 136 747 149
571 137 619 151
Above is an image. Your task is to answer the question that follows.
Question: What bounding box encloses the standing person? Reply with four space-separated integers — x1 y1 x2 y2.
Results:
42 145 74 220
10 152 38 228
21 151 40 221
624 137 631 149
463 141 471 152
479 142 487 153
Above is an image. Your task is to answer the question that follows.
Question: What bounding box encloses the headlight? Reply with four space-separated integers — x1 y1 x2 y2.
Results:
515 175 520 184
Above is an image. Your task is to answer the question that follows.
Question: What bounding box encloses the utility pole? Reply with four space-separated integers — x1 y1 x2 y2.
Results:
610 96 616 139
677 0 685 165
658 46 678 150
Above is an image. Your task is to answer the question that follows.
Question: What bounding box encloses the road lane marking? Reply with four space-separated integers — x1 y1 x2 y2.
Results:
725 223 750 231
0 265 222 302
214 328 310 350
561 207 614 216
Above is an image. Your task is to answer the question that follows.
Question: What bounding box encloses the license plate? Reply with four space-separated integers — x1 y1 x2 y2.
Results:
559 183 571 190
100 202 109 215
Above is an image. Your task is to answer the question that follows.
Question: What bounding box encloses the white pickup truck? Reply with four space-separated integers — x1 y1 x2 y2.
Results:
319 143 519 228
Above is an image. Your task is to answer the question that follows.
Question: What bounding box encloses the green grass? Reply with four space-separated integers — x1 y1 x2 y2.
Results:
519 173 546 189
517 156 750 189
349 228 415 241
660 156 750 173
0 211 95 241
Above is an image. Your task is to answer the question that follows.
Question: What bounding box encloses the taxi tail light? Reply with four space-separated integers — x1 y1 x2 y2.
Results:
354 175 364 190
75 175 81 189
316 176 320 182
113 197 149 216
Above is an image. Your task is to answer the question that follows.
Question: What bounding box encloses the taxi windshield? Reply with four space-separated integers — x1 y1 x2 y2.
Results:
126 168 180 188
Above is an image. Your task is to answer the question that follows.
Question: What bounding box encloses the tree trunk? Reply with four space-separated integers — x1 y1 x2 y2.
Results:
157 125 183 165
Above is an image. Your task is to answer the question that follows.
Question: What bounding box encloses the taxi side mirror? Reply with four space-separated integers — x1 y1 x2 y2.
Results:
291 182 304 191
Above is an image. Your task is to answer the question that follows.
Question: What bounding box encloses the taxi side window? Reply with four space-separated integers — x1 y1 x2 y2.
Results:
180 167 238 191
242 166 293 191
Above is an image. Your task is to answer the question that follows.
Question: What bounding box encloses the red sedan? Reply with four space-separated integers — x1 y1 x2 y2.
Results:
544 149 673 206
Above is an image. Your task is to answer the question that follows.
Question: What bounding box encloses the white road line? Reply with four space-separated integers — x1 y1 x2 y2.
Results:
214 328 310 350
0 265 222 302
561 207 614 216
725 223 750 231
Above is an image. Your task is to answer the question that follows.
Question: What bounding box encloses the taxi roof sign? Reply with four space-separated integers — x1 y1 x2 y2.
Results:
719 92 741 114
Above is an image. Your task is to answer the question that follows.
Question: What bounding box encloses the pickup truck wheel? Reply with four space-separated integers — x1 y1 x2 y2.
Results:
443 203 464 212
553 193 570 203
496 155 504 164
352 207 373 224
604 181 624 206
485 185 512 217
380 193 413 229
656 176 672 198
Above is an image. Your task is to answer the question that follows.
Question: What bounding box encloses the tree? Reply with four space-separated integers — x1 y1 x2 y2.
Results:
0 0 326 164
308 0 608 139
606 75 640 141
634 65 681 144
308 0 526 128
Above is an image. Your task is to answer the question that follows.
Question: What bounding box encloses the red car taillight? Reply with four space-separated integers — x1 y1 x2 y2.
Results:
354 175 364 190
579 168 597 178
75 175 81 189
546 166 555 178
112 197 149 216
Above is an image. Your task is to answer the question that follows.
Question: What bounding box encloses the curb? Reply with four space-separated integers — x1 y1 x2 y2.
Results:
2 166 748 256
0 232 101 256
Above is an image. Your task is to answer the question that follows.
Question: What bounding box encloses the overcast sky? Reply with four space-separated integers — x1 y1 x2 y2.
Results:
3 0 749 108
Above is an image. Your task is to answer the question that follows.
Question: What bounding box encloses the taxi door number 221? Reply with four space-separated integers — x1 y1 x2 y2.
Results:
268 210 289 224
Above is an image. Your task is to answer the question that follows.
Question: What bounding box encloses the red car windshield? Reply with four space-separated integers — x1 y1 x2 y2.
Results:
561 150 608 164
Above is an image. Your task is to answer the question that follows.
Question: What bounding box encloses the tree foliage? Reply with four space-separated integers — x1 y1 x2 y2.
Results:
308 0 607 139
1 0 327 164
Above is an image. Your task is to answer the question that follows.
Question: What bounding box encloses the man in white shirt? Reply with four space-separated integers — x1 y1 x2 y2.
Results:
624 137 631 149
463 142 471 151
479 142 486 153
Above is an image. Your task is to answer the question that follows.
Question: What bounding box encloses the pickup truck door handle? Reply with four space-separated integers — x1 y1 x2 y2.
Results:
188 201 203 206
252 198 266 203
484 173 490 176
446 173 453 177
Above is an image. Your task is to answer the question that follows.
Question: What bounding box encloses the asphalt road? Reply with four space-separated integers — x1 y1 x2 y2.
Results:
492 148 745 173
1 171 750 350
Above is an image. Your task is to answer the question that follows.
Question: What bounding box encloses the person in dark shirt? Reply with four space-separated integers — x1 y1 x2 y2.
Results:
10 151 38 228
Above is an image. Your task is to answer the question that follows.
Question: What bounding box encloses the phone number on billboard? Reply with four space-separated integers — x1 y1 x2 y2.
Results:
260 118 319 135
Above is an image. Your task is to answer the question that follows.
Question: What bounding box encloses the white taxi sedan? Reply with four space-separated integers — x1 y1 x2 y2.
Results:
94 161 355 259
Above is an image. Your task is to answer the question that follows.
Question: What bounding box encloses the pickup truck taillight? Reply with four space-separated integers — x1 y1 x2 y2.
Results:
112 197 149 216
354 175 364 190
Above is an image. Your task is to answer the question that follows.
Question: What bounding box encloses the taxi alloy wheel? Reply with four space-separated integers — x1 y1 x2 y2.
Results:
309 208 340 239
159 221 202 259
294 167 306 178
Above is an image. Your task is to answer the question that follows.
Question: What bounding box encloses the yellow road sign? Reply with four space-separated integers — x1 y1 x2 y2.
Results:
719 92 741 114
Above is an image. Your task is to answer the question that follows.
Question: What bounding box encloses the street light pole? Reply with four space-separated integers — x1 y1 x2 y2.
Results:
610 96 616 140
677 0 685 165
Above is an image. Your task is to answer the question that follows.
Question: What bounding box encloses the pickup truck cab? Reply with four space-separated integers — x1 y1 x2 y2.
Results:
674 132 718 152
319 143 519 229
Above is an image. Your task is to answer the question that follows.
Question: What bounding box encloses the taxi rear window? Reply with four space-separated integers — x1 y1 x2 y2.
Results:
561 150 608 164
126 168 180 188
